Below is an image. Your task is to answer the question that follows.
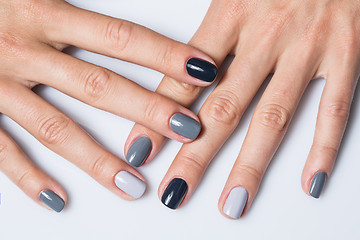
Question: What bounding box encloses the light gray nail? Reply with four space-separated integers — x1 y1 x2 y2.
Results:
39 190 65 213
114 171 146 199
309 171 327 198
223 187 248 219
126 137 152 167
170 113 201 140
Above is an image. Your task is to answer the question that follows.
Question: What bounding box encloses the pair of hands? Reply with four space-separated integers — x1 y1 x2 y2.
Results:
1 0 359 219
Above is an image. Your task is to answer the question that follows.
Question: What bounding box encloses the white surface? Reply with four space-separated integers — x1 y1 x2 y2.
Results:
0 0 359 239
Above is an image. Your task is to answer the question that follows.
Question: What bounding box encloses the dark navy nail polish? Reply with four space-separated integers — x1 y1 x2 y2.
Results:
186 58 218 82
161 178 188 210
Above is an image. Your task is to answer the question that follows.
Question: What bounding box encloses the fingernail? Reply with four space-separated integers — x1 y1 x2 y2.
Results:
39 189 65 213
170 113 201 140
186 58 218 82
126 136 152 167
114 171 146 199
309 171 327 199
223 187 248 219
161 178 188 210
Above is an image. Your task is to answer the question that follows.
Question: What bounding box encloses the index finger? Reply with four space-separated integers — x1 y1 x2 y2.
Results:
44 1 218 86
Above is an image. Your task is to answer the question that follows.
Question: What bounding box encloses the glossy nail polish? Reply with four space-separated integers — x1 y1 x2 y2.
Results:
309 171 327 199
115 171 146 199
126 137 152 167
186 58 218 82
39 190 65 213
223 187 248 219
161 178 188 210
170 113 201 140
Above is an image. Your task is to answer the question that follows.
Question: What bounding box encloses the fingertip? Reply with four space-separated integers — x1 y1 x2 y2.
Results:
185 57 218 85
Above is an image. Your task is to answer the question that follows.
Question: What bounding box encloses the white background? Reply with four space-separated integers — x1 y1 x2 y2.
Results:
0 0 359 239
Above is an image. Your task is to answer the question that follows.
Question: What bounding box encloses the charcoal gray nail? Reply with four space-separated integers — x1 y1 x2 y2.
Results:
223 187 248 219
309 171 327 199
186 58 218 82
39 190 65 213
170 113 201 140
126 136 152 167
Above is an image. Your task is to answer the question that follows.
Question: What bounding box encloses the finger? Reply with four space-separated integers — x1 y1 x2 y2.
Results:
0 128 67 212
301 55 359 198
0 80 146 200
45 2 217 86
23 46 202 142
124 2 238 167
158 40 276 209
219 51 318 219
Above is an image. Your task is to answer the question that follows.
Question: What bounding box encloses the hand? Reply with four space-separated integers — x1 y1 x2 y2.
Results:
0 0 218 212
125 0 360 216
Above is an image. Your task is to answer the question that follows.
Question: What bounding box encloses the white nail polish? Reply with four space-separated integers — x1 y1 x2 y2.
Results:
223 187 248 219
114 171 146 199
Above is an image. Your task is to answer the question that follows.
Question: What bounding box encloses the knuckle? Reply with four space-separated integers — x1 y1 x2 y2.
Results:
323 101 350 119
260 6 293 40
165 79 202 100
181 152 207 172
156 43 174 68
314 143 338 159
81 68 111 103
223 0 250 20
236 164 262 183
38 115 71 145
206 91 242 125
104 19 133 51
0 33 24 58
89 153 110 178
16 169 33 189
17 0 57 24
144 94 163 124
255 104 290 131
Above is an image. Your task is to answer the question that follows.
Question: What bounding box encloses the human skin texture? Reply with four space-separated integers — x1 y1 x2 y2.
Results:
125 0 360 218
0 0 218 212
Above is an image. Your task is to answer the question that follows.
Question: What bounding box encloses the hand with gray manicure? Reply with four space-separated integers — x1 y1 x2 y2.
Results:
0 0 218 212
125 0 360 219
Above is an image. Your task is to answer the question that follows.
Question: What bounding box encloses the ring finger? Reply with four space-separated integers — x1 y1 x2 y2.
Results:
0 79 147 201
219 47 319 219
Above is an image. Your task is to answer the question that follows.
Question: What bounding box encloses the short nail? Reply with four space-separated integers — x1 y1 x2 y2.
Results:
161 178 188 210
170 113 201 140
126 136 152 167
39 190 65 213
223 187 248 219
114 171 146 199
186 58 218 82
309 171 327 199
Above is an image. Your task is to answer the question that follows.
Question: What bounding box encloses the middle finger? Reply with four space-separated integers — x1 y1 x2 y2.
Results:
158 41 276 209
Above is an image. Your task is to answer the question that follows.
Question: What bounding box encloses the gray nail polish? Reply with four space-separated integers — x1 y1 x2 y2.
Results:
114 171 146 199
223 187 248 219
39 190 65 213
309 171 327 198
126 137 152 167
170 113 201 140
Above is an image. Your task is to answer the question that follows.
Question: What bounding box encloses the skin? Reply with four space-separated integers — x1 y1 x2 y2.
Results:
126 0 360 218
0 0 217 210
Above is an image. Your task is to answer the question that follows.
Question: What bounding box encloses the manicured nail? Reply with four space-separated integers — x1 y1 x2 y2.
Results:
39 190 65 213
126 136 152 167
223 187 248 219
161 178 188 210
186 58 218 82
170 113 201 140
114 171 146 199
309 171 327 199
